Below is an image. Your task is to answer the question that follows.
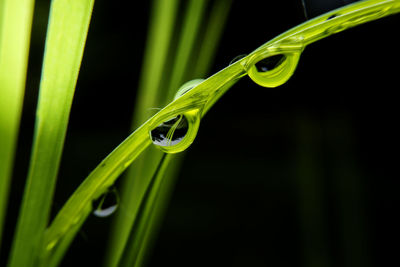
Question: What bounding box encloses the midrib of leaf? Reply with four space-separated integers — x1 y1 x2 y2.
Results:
0 0 34 251
7 1 94 267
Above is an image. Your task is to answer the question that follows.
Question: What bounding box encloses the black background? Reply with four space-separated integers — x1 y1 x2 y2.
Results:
2 0 399 267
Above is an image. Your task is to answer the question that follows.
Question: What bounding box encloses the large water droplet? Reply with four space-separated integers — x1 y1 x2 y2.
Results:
247 52 301 88
255 54 286 72
92 188 119 217
150 108 201 154
150 115 188 147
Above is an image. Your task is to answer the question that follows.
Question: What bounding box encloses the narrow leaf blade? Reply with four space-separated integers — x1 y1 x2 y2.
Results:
0 0 34 250
7 1 95 266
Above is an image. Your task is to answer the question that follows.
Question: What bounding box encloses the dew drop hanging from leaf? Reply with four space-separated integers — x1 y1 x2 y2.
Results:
247 52 302 88
150 115 189 147
149 109 201 154
150 80 203 154
92 188 119 217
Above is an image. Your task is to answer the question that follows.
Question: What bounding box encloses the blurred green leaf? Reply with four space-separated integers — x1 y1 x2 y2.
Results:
105 0 179 266
0 0 34 251
7 0 94 266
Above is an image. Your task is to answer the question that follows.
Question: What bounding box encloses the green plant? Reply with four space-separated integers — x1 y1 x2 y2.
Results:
0 0 399 266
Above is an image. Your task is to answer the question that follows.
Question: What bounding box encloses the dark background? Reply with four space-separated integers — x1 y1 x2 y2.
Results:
2 0 399 267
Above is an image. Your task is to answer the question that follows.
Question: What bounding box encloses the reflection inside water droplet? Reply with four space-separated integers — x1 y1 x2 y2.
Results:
92 188 119 217
150 115 188 147
255 54 286 72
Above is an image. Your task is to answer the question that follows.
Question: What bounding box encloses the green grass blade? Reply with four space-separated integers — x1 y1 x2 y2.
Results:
117 154 176 267
105 0 179 266
116 1 233 265
43 124 153 264
37 1 399 265
0 0 34 250
165 0 208 102
42 204 91 267
129 156 181 267
131 0 179 128
7 1 94 266
110 1 209 266
192 0 232 77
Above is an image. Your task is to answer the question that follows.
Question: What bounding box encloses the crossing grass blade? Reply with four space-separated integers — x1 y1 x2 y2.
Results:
117 154 171 267
164 0 208 102
113 1 233 266
0 0 34 251
7 0 94 266
104 0 179 266
192 0 232 77
109 0 208 266
126 154 182 267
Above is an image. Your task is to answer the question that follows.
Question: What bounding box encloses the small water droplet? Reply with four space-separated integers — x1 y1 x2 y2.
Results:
255 54 286 72
174 79 204 99
247 52 301 88
229 54 247 65
150 115 188 147
92 188 119 217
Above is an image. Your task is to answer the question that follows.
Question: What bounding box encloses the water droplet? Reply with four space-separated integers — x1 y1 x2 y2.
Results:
150 108 201 154
229 54 247 65
247 52 301 88
255 54 286 72
150 115 188 147
174 79 204 99
92 188 119 217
